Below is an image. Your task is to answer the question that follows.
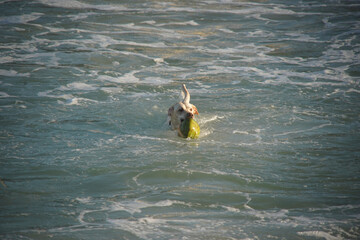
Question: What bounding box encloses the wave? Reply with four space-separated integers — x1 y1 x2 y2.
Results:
0 69 30 77
298 231 340 240
37 0 127 11
0 12 43 25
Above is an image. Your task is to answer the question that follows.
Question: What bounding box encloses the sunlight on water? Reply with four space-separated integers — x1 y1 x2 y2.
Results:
1 0 360 239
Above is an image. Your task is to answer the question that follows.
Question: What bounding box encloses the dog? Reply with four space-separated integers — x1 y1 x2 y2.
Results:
168 84 199 135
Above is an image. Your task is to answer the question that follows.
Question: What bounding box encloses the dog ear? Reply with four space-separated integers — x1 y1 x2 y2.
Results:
182 84 190 105
181 87 186 100
193 105 199 115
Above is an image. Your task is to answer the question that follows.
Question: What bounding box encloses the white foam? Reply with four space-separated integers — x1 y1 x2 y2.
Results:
309 204 360 213
297 231 341 240
284 32 321 43
112 61 120 66
98 71 140 84
110 199 185 215
17 52 60 67
142 20 157 25
66 82 97 91
65 98 80 105
91 34 168 48
221 205 240 213
0 69 30 77
156 20 199 26
0 92 13 98
218 28 234 34
117 22 183 39
248 30 275 38
346 88 360 94
118 50 153 60
199 115 225 124
38 90 73 100
100 86 123 94
38 87 98 105
246 208 289 222
37 0 127 11
67 12 98 21
159 5 296 16
233 130 249 135
108 216 226 239
117 40 168 48
75 197 92 204
273 122 332 137
0 12 43 24
142 77 171 85
153 58 164 64
91 35 119 48
107 218 160 239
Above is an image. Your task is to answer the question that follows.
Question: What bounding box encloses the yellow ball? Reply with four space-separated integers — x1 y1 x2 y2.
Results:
179 118 200 139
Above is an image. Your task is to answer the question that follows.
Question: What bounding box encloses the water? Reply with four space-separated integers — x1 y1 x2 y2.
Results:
1 0 359 239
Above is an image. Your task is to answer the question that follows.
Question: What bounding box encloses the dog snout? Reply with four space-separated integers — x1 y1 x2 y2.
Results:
187 112 194 118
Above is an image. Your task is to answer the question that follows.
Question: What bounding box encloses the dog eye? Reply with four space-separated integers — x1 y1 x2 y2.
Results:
178 108 184 112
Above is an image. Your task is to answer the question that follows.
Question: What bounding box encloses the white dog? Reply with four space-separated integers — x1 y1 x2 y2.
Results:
168 84 199 134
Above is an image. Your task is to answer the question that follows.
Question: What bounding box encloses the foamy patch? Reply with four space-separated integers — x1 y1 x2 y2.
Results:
109 213 226 239
199 128 213 138
273 123 332 137
142 20 157 25
75 197 92 204
91 35 118 48
118 50 153 60
37 0 127 11
66 82 97 91
284 32 321 43
222 205 240 213
64 98 80 105
153 58 164 64
65 97 98 105
142 77 171 85
209 204 240 213
107 218 161 239
98 71 140 84
110 199 184 215
0 92 14 98
100 86 123 94
92 33 167 48
297 231 340 240
38 88 97 105
0 69 30 77
117 40 167 48
67 12 98 21
199 115 225 124
112 61 120 66
218 28 234 33
247 208 289 222
209 168 262 183
0 12 43 24
347 88 360 94
13 52 60 67
233 130 249 135
38 90 73 100
156 20 199 26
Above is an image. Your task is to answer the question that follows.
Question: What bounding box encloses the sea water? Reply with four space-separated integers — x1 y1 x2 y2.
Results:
0 0 359 239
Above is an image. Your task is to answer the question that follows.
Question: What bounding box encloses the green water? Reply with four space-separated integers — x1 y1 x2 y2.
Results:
1 0 359 239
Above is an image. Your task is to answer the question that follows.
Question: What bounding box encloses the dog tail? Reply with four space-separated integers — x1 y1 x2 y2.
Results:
182 84 190 105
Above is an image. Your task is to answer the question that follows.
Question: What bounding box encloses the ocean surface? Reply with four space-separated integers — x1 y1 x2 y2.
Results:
1 0 360 239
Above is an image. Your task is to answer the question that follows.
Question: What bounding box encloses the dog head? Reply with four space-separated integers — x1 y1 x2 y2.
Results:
168 84 198 130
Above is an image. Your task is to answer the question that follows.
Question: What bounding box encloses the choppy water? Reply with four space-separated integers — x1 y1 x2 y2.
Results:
1 0 360 239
